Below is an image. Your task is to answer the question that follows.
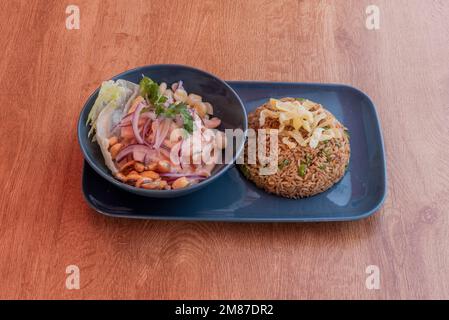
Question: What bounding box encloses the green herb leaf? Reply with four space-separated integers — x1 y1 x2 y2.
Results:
323 149 331 162
155 103 165 116
139 76 167 107
305 154 313 166
157 102 194 134
139 76 193 134
296 98 306 102
298 163 307 177
278 159 290 170
179 107 193 134
139 76 157 103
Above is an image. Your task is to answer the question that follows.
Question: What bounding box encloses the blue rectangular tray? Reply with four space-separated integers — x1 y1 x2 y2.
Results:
82 81 387 222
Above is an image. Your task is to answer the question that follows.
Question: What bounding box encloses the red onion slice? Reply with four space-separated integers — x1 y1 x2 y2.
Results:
159 146 171 160
141 111 156 120
111 112 132 132
132 102 146 144
116 144 158 164
119 111 155 128
142 118 152 140
154 118 171 149
169 141 182 165
153 119 160 148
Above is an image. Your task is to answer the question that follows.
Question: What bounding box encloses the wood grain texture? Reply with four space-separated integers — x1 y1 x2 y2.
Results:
1 0 449 299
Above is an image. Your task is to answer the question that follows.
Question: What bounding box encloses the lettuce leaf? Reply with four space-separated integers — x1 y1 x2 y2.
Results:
87 80 126 137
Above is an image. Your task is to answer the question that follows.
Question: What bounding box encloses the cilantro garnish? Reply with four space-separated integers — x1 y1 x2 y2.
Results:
156 102 193 134
140 76 193 134
139 76 167 107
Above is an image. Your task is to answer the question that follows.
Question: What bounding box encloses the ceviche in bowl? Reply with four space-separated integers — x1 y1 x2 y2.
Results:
78 65 247 198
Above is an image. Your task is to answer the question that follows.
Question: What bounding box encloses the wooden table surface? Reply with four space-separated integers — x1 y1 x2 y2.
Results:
1 0 448 300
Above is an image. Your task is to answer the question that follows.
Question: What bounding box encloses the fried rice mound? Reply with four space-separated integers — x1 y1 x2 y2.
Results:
239 98 350 199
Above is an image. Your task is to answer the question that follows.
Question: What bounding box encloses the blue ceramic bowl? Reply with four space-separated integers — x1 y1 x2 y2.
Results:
78 64 247 198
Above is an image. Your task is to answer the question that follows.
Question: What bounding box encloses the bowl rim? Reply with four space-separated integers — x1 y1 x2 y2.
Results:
77 64 248 196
